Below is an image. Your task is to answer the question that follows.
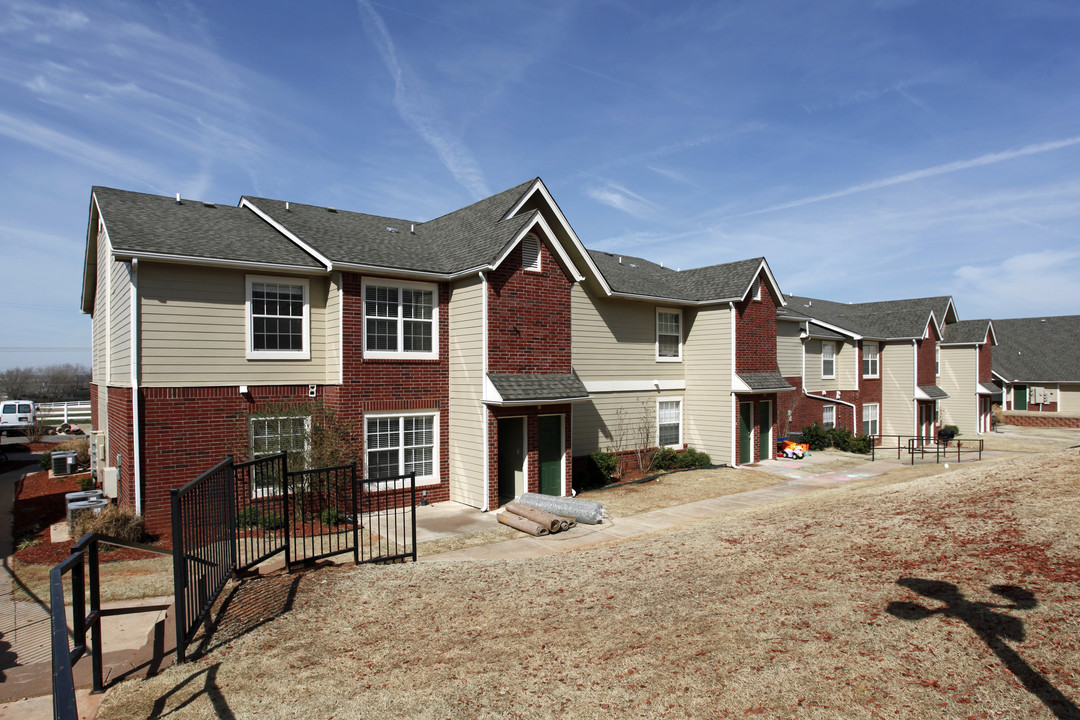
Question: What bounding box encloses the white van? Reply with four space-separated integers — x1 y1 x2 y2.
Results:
0 400 37 435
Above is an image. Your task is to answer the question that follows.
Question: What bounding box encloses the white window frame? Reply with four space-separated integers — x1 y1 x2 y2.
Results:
656 308 683 362
935 344 940 377
363 410 440 487
821 341 836 379
248 415 310 497
822 404 836 429
862 341 879 378
245 275 310 360
361 279 439 361
657 398 682 448
862 403 879 437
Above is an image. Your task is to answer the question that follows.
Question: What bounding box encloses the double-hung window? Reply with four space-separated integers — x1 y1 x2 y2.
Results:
363 280 438 360
656 308 682 361
822 405 836 429
657 399 682 447
249 415 309 496
862 342 879 378
862 403 879 437
246 276 310 359
365 412 439 485
821 341 836 379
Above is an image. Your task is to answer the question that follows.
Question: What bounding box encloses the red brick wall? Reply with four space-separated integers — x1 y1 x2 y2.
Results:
339 272 451 503
106 386 134 513
978 342 993 383
487 405 572 505
859 341 883 434
1003 412 1079 428
776 379 861 438
90 383 99 429
487 238 573 374
916 325 939 386
734 394 781 464
735 273 779 374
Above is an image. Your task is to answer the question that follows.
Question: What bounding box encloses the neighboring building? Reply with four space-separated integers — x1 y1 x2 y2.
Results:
939 319 998 434
776 295 993 439
81 179 791 532
992 315 1080 427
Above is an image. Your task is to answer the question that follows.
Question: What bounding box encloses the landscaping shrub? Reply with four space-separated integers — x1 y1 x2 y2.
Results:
677 447 711 468
236 508 263 528
800 423 831 451
801 423 871 454
78 475 95 491
590 449 618 481
259 512 285 531
71 504 146 543
942 424 960 438
56 438 91 464
320 507 345 526
39 451 51 470
650 447 680 471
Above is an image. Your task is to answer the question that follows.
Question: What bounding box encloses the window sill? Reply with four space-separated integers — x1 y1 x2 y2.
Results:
246 350 311 361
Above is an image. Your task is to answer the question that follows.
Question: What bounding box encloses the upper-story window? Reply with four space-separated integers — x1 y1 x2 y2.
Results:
246 276 310 360
935 344 940 376
821 341 836 379
656 308 682 362
862 341 879 378
362 279 438 360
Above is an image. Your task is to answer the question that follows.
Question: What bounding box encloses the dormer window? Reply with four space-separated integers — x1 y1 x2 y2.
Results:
522 235 541 273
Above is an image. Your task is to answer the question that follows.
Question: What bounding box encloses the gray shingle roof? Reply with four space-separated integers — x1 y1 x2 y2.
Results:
486 372 589 403
784 295 953 339
917 385 949 400
942 319 992 345
243 180 537 275
978 382 1001 395
991 315 1080 383
587 251 765 302
805 322 847 340
93 187 325 269
737 373 795 392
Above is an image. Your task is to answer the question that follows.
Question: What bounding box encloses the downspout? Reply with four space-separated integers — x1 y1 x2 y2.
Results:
129 259 143 516
802 389 858 428
480 271 490 512
729 302 737 467
912 339 919 437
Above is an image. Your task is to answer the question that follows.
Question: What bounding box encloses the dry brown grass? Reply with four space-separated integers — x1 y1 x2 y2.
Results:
98 448 1080 719
11 555 173 605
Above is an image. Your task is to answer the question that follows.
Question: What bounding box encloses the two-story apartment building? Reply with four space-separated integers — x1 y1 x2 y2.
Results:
992 315 1080 426
81 178 791 532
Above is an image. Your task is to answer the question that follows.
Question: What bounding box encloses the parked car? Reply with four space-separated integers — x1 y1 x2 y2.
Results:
0 400 36 435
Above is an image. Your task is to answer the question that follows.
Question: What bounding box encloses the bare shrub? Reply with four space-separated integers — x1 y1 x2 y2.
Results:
71 504 146 543
56 437 91 464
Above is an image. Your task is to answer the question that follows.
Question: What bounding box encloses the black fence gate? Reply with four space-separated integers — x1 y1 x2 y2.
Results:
171 452 416 662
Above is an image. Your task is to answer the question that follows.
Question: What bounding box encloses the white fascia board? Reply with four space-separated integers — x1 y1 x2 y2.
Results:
986 321 998 345
741 258 786 307
240 198 332 270
992 369 1009 384
81 193 103 314
490 213 586 282
807 318 862 340
483 396 592 407
502 178 612 296
942 297 958 325
333 261 458 282
584 379 687 393
731 375 752 393
111 250 327 275
483 374 501 404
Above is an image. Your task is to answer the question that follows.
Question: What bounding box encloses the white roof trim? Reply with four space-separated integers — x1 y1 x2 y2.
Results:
109 250 328 274
240 198 333 270
491 213 586 282
744 258 787 307
731 375 752 393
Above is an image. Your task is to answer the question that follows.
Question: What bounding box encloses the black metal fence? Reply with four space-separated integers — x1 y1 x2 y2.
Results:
355 472 417 564
49 533 172 720
905 437 984 465
233 453 290 570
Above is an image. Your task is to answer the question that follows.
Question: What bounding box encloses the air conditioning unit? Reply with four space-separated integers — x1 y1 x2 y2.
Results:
101 467 120 499
52 451 77 476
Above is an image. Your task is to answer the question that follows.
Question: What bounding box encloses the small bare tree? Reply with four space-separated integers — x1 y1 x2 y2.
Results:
631 399 657 473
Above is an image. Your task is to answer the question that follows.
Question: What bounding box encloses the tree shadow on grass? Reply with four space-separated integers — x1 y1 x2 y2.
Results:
186 572 302 661
147 662 233 720
887 577 1079 720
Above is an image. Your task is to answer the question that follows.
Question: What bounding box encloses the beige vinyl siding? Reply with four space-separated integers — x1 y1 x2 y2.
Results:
107 253 132 387
447 276 485 508
683 305 733 462
325 272 342 385
880 342 915 436
1059 383 1080 413
573 390 683 457
139 263 331 387
939 346 977 434
776 321 802 377
804 338 856 392
92 226 109 385
571 284 686 383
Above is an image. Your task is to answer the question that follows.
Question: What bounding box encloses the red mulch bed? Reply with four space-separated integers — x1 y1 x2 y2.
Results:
12 468 170 565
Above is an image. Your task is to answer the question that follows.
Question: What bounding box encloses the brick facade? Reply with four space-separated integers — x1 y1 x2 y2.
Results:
487 238 573 374
1003 412 1080 428
734 394 781 463
916 324 940 386
90 382 99 429
977 341 993 383
487 405 572 504
734 274 779 374
105 386 133 512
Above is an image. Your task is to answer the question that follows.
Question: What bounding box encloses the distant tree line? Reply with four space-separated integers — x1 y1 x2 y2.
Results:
0 364 91 402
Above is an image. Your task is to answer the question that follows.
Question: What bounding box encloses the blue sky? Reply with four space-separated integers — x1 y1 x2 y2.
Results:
2 0 1080 371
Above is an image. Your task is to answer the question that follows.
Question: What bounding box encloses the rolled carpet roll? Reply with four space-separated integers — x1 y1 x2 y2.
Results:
553 514 577 532
498 511 549 536
505 501 562 532
518 492 604 525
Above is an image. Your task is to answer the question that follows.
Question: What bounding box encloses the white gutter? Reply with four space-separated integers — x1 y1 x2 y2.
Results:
912 340 919 437
480 271 490 513
129 259 143 515
802 389 859 433
113 251 325 274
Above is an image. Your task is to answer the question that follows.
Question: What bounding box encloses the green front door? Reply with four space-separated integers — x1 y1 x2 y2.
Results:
538 415 563 496
739 402 753 465
758 401 772 461
1014 385 1027 411
498 417 525 504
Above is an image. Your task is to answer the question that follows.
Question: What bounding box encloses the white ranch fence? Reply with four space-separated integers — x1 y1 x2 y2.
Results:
37 401 92 424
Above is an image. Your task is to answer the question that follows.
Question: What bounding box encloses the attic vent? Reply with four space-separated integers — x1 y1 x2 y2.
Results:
522 235 541 272
326 207 338 213
202 202 216 208
629 263 638 269
387 227 400 233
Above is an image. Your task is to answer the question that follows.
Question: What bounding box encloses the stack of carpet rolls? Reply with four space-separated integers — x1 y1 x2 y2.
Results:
497 494 604 537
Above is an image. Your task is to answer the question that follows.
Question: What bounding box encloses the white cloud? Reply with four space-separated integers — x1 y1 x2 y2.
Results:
586 182 658 219
953 250 1080 318
355 0 490 200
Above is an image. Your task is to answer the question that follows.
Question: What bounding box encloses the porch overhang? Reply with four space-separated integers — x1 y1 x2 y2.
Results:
977 382 1002 395
484 371 591 407
733 372 797 394
915 385 949 401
